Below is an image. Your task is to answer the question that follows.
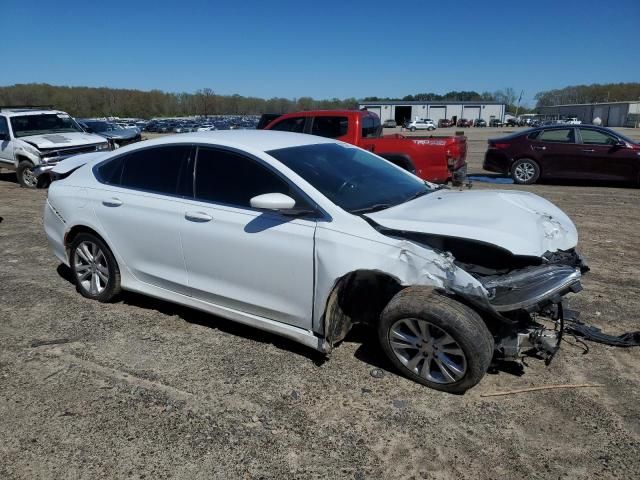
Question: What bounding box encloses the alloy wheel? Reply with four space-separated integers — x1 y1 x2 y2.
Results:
73 241 110 295
22 167 37 187
514 162 536 183
389 318 467 384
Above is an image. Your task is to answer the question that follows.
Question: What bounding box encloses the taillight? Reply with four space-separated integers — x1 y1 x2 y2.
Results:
491 142 510 150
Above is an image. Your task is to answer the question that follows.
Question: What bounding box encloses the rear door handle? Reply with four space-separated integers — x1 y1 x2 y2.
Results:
582 149 595 153
185 211 213 223
533 146 546 151
102 198 123 207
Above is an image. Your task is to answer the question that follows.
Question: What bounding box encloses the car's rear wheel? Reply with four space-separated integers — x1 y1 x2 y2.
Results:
511 158 540 185
410 127 416 132
378 288 494 393
70 233 121 302
17 160 37 188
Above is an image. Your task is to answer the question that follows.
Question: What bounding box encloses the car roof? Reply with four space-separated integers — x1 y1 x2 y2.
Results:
124 130 337 152
1 109 67 117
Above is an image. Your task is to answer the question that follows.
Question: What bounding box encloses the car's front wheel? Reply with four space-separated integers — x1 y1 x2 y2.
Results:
70 233 121 302
378 288 494 393
16 160 37 188
410 127 416 132
511 158 540 185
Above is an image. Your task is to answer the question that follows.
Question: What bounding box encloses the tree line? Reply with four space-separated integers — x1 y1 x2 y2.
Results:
0 84 359 119
535 83 640 107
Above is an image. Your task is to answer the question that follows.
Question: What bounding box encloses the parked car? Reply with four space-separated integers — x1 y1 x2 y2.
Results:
0 107 109 187
489 119 504 127
484 125 640 184
382 119 397 128
406 119 436 132
565 117 582 125
79 120 142 149
41 130 588 393
456 118 472 128
438 119 453 128
474 119 487 128
263 110 467 184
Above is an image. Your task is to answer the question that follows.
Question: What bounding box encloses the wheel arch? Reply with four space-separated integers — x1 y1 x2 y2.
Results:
379 153 416 173
321 269 405 352
64 224 117 261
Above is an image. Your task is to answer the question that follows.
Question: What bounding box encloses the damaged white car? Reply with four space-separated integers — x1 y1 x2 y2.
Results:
42 131 588 393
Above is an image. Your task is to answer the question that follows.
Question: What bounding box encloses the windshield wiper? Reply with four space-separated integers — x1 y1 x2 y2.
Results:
406 188 431 202
350 203 394 214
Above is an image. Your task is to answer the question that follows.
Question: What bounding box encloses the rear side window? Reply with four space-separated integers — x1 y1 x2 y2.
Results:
118 146 191 194
194 147 293 208
269 117 306 133
579 129 617 145
311 116 348 138
538 129 575 143
361 115 380 138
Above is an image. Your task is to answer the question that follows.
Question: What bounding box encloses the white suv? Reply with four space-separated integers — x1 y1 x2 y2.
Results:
406 118 436 131
0 107 109 187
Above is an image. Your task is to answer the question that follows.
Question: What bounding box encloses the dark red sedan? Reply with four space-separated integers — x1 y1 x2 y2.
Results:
483 125 640 184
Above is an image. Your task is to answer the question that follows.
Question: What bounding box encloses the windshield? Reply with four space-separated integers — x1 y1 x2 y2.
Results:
84 121 116 132
10 114 83 138
267 143 432 213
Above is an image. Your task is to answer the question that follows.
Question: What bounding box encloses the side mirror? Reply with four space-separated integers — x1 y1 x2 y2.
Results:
250 193 296 211
614 140 627 148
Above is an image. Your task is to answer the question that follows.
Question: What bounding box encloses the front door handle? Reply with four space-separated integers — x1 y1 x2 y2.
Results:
185 211 213 223
533 146 546 151
102 198 123 207
582 149 595 153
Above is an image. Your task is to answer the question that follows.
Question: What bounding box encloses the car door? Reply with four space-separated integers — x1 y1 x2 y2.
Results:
0 116 14 166
577 128 638 181
530 128 583 178
92 144 193 293
180 146 317 329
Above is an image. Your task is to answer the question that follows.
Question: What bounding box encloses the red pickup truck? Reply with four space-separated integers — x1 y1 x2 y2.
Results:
261 110 467 184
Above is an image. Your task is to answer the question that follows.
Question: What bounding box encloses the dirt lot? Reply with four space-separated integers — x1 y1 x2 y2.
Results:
1 128 639 479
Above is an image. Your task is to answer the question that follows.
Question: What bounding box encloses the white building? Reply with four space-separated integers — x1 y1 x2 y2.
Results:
358 101 507 125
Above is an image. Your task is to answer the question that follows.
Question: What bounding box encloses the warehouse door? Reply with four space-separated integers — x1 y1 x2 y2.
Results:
395 106 412 126
429 106 447 124
462 106 481 121
607 105 627 127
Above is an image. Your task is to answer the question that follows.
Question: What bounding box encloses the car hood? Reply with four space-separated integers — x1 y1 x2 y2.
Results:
365 189 578 257
94 128 139 140
20 132 106 149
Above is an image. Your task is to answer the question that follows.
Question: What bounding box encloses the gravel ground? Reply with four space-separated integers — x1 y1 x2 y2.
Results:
1 128 639 479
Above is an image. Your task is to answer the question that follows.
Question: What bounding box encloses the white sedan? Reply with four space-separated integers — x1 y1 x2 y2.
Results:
42 131 587 392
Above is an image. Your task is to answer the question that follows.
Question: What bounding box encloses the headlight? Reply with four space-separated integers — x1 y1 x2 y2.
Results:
96 143 110 151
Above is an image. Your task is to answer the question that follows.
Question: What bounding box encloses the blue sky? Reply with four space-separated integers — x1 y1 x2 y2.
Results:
3 0 639 106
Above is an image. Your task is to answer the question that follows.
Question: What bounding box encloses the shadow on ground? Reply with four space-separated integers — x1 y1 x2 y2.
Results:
56 264 327 365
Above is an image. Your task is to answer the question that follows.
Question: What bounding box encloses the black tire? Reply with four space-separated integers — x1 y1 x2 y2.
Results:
378 287 494 393
70 233 121 302
511 158 540 185
16 160 37 188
